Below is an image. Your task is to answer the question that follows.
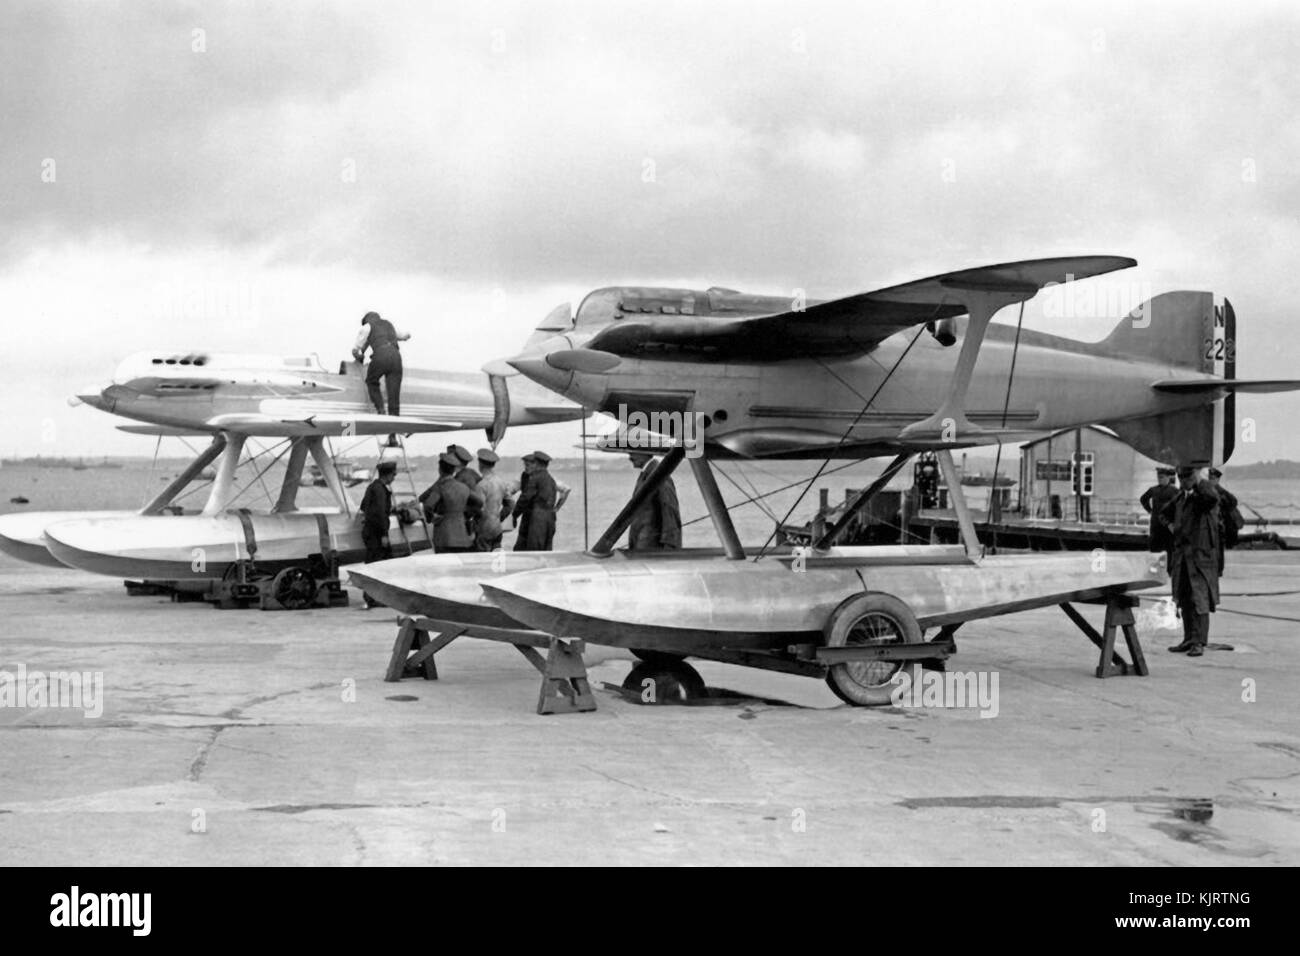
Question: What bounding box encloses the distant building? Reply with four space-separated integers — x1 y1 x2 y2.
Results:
1017 426 1165 525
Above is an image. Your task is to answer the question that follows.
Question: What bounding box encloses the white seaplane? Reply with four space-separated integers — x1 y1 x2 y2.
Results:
0 351 582 598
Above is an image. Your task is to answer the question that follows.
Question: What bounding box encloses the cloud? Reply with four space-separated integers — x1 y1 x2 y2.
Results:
1 0 1298 456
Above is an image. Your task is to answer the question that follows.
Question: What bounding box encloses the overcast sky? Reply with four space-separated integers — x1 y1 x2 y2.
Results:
2 0 1299 461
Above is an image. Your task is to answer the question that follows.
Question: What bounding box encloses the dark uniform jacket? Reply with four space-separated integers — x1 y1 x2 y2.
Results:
364 317 402 358
628 462 682 550
1139 482 1180 552
419 475 483 550
1159 479 1221 613
512 469 557 551
360 479 393 538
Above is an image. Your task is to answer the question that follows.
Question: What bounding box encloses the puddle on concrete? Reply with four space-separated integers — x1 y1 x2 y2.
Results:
598 682 798 709
899 796 1062 810
257 802 382 814
1171 797 1214 824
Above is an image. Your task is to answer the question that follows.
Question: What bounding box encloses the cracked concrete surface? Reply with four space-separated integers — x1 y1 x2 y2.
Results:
1 552 1297 865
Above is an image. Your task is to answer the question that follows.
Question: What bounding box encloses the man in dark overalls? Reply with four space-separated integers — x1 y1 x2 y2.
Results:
626 451 682 550
358 460 398 608
1138 466 1179 565
512 451 558 551
1207 466 1241 575
352 311 410 447
1160 465 1221 657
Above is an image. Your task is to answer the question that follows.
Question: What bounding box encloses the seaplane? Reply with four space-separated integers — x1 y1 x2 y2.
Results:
0 350 582 602
348 254 1300 707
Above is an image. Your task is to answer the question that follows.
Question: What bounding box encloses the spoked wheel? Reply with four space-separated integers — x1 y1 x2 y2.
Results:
271 566 317 610
823 592 922 706
622 659 707 704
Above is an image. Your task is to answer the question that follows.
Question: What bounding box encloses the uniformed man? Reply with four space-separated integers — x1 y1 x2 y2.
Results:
512 451 559 551
358 460 398 608
418 452 484 553
474 448 514 551
626 451 682 550
445 444 482 540
352 311 410 447
1160 465 1221 657
1138 466 1179 560
1207 466 1241 574
447 445 479 487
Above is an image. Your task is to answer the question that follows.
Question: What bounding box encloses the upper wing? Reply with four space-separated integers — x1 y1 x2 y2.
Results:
584 255 1136 361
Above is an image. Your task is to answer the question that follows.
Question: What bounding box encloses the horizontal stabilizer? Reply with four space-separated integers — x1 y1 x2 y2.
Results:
1152 378 1300 394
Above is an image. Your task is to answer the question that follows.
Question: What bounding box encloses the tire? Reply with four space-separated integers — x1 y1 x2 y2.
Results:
271 566 317 610
631 648 687 664
823 591 922 706
622 660 706 703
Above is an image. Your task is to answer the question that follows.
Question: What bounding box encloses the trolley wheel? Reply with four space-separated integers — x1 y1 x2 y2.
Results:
622 660 706 704
631 648 687 664
271 566 317 610
823 591 922 706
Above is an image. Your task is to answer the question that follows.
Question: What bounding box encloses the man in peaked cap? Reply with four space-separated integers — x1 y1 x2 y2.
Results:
1139 466 1179 561
418 452 483 553
512 451 559 551
1207 466 1242 574
1159 465 1221 657
474 448 514 551
357 459 399 607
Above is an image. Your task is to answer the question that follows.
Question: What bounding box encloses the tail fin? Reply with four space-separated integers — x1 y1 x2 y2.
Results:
1101 294 1235 465
1098 290 1217 371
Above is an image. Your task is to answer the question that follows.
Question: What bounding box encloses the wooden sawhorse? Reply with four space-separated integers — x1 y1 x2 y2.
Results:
384 616 597 714
1059 594 1149 678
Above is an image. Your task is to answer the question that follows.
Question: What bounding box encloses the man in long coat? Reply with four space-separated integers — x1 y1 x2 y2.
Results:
1160 465 1221 657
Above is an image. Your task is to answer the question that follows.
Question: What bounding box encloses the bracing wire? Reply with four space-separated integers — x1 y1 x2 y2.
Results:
753 322 931 560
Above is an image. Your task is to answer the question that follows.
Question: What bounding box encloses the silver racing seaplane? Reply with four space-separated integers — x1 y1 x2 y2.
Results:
0 349 582 604
347 255 1300 708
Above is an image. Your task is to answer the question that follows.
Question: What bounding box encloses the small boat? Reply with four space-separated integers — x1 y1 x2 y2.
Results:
9 496 30 505
301 460 373 488
959 473 1016 488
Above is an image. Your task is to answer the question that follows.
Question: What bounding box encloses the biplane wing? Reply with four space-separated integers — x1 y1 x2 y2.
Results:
582 255 1136 361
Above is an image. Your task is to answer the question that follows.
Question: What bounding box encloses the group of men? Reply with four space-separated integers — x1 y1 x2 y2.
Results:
1139 464 1242 657
356 445 683 607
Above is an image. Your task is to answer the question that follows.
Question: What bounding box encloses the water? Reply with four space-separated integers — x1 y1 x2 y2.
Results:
3 458 1297 553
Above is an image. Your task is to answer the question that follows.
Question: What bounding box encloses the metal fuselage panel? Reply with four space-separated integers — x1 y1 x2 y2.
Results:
87 359 573 432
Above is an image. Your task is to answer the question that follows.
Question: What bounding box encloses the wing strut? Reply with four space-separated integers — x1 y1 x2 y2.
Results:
140 434 229 515
936 449 981 559
813 452 913 551
202 432 248 515
898 288 1035 444
690 455 745 560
